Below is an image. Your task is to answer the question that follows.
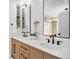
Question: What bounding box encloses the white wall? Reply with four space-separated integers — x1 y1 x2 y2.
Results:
31 0 43 34
9 0 21 58
9 0 17 36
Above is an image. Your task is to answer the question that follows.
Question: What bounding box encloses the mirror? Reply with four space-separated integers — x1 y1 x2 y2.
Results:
16 2 31 34
44 0 70 38
21 4 31 33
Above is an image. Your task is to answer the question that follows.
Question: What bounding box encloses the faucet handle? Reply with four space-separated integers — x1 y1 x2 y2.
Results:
57 41 62 45
50 35 53 38
54 34 57 36
46 39 50 43
22 31 25 33
49 35 51 38
50 34 57 38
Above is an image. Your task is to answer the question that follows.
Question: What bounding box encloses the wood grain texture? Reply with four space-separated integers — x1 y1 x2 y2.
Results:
44 53 60 59
30 47 43 59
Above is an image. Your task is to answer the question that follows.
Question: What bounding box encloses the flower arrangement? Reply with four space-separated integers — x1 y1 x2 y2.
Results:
34 20 39 35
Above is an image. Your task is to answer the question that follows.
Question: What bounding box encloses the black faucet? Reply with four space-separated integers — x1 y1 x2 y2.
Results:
22 32 27 37
46 39 50 43
57 41 62 45
50 34 56 44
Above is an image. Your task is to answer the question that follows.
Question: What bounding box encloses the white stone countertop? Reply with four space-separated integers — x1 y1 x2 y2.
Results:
11 35 70 59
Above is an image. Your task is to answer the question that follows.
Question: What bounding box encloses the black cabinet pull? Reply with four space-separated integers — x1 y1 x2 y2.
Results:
21 46 27 51
21 53 27 59
57 41 62 45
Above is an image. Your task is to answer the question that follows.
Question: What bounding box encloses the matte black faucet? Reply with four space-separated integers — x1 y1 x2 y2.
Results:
50 34 56 44
22 32 27 37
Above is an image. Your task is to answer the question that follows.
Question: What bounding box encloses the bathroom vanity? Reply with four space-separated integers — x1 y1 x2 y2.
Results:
11 35 69 59
10 0 70 59
11 38 60 59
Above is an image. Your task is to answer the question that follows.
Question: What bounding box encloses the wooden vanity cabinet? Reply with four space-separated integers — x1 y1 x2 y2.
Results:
30 47 43 59
11 38 60 59
19 42 30 59
44 53 60 59
20 50 29 59
11 38 20 59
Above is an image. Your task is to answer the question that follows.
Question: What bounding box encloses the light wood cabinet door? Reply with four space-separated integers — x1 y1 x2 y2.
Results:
11 38 61 59
11 38 20 59
44 53 60 59
19 42 30 59
20 50 29 59
30 47 43 59
20 42 30 55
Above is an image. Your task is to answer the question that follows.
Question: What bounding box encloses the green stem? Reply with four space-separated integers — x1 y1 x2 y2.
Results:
35 26 37 34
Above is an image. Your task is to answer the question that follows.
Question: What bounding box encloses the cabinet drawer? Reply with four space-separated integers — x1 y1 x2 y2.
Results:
20 50 29 59
20 42 30 55
11 38 20 59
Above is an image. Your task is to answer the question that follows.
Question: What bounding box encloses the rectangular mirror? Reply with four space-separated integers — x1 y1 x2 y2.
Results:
16 3 31 34
22 5 31 33
44 0 70 38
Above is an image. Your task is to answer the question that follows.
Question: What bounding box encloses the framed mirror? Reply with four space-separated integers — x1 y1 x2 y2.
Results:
44 0 70 38
16 2 31 34
21 4 31 33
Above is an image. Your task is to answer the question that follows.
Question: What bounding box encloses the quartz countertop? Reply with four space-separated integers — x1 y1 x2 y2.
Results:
11 35 70 59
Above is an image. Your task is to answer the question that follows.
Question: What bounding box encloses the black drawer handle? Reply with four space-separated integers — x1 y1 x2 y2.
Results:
21 46 27 51
21 53 27 59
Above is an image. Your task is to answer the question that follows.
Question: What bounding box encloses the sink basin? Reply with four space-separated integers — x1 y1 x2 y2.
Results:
39 43 62 51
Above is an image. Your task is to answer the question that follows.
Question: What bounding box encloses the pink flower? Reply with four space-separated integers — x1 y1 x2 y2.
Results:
34 20 39 27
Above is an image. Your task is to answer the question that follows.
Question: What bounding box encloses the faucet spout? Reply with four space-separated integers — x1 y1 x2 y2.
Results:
50 34 56 44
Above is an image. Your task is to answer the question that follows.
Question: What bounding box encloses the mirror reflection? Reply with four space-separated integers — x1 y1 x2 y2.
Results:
44 0 70 38
16 5 21 28
22 4 31 33
16 1 31 34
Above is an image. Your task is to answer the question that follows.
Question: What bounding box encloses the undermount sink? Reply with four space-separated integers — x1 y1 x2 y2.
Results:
39 43 62 51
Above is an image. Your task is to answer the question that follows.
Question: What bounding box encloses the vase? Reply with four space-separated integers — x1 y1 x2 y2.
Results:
34 26 37 35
